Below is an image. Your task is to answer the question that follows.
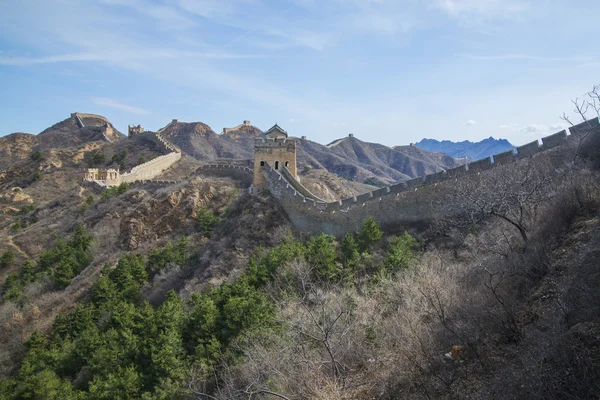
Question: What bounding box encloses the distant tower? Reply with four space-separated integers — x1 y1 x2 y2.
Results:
253 124 297 189
128 124 144 137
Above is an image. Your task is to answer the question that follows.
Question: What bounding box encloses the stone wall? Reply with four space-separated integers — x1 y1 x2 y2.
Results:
71 112 114 142
223 120 252 134
263 117 600 237
192 164 254 186
121 152 182 183
139 132 180 154
84 129 182 186
74 113 110 123
280 165 326 201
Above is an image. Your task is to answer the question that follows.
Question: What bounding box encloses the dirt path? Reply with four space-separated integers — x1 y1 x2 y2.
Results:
3 233 27 258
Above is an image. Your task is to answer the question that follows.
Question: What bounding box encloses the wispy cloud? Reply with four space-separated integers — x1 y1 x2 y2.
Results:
464 119 476 126
459 53 580 62
100 0 196 30
0 50 266 66
433 0 529 19
91 97 150 115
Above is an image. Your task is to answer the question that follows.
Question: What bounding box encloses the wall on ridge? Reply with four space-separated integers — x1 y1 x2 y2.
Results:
264 117 600 236
140 132 180 154
75 113 109 123
280 166 326 201
121 152 182 183
192 164 253 186
263 163 442 236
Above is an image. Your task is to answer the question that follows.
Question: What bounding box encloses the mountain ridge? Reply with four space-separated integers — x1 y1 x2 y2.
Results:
415 136 514 161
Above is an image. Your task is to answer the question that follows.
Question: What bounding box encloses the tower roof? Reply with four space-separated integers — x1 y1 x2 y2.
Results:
264 124 288 138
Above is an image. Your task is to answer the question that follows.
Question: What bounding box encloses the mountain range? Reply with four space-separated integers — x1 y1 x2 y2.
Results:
0 115 462 188
415 137 514 161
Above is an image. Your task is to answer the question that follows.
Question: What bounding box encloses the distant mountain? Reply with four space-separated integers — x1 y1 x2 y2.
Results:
158 121 461 184
415 137 514 161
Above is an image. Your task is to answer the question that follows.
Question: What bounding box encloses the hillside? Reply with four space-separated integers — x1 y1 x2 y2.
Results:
324 136 459 184
415 137 514 160
0 114 125 171
37 114 123 150
0 133 38 170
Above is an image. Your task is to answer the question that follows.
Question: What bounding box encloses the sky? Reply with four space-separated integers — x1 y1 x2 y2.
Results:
0 0 599 146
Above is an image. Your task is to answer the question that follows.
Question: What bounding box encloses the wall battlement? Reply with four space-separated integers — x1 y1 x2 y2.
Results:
254 137 294 147
261 117 600 236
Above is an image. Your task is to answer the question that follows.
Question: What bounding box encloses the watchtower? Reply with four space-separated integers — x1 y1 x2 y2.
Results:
128 125 144 137
253 124 297 189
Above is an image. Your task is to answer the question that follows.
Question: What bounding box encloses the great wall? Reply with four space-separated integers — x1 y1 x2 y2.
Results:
257 118 600 236
82 117 182 186
71 112 116 143
79 114 599 237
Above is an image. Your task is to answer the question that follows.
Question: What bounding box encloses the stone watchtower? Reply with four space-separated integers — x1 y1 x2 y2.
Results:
253 124 297 189
128 125 144 137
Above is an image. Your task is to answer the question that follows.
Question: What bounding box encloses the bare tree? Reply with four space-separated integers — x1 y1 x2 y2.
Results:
561 84 600 127
445 159 555 251
561 84 600 163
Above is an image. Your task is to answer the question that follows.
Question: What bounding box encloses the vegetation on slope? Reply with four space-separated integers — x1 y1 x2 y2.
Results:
0 218 420 399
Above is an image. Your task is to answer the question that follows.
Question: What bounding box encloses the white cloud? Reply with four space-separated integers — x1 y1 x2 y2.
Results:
519 123 565 135
464 119 476 126
91 97 150 115
433 0 529 19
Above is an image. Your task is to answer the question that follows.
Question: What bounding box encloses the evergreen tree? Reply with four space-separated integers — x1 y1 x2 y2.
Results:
357 216 383 253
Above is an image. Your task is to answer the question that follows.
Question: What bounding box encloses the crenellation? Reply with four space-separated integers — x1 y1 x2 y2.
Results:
446 164 468 178
569 117 599 140
492 149 517 166
467 157 493 173
541 130 568 149
425 170 447 185
516 140 542 157
371 187 389 197
405 177 425 190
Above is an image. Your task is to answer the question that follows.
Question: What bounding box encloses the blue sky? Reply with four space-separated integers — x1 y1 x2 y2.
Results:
1 0 598 146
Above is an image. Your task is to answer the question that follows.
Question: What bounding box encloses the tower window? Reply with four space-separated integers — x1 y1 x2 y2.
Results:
275 161 280 170
260 161 265 166
285 161 289 167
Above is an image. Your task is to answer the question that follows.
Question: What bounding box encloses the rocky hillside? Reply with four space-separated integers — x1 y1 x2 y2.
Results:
157 121 255 160
323 136 459 184
0 115 125 171
0 133 38 170
37 115 123 150
415 137 514 161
